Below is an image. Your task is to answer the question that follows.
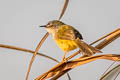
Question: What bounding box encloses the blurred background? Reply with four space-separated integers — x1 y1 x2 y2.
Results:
0 0 120 80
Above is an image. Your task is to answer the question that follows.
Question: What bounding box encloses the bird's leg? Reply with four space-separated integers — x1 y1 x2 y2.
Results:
62 51 67 62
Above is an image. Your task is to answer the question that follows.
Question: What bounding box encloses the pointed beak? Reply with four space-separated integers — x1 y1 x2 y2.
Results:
39 25 46 27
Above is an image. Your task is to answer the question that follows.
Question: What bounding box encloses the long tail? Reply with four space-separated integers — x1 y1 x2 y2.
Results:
76 39 102 56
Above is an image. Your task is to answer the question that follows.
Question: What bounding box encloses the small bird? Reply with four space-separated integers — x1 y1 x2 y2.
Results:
40 20 102 61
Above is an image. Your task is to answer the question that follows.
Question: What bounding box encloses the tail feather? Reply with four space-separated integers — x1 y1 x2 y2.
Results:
76 39 102 56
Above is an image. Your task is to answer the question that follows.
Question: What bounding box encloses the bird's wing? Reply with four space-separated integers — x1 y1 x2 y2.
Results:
55 25 83 40
77 39 102 56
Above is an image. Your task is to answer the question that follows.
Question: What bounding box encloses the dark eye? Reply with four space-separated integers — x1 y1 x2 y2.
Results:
47 23 50 26
47 23 53 27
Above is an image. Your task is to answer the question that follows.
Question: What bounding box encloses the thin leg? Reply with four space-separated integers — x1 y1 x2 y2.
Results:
62 51 67 62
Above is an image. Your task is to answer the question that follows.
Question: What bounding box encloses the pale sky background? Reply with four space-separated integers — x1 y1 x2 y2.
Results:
0 0 120 80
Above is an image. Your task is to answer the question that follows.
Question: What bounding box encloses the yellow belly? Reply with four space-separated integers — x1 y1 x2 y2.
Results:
55 39 78 52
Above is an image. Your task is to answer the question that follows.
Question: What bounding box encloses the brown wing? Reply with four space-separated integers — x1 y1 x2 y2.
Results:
77 39 102 56
55 25 83 40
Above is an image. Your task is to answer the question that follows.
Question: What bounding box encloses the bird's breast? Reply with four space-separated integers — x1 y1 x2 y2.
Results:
55 39 78 52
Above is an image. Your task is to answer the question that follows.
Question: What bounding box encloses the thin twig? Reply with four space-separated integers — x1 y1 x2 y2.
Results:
90 28 120 45
0 44 59 62
50 54 120 80
59 0 69 20
113 70 120 80
100 61 116 78
25 32 49 80
36 54 120 80
100 64 120 80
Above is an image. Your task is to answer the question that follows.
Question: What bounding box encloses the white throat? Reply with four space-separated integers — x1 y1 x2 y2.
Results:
46 28 58 37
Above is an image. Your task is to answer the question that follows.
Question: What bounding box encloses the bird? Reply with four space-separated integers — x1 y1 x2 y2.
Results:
40 20 102 61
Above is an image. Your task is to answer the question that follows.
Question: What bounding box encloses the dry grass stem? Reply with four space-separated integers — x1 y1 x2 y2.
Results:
59 0 69 20
25 32 49 80
100 64 120 80
95 28 120 49
100 61 116 78
90 28 120 45
36 54 120 80
0 44 59 62
50 54 120 80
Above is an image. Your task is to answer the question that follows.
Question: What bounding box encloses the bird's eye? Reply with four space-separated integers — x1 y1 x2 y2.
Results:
47 23 53 27
47 23 50 26
47 23 51 26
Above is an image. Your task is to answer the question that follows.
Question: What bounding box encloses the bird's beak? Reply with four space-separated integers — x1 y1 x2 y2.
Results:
39 25 46 27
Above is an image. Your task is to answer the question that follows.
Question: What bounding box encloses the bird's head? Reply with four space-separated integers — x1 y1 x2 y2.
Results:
40 20 65 28
40 20 65 35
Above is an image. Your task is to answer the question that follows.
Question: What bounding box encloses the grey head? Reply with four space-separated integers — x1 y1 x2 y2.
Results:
40 20 65 35
40 20 65 28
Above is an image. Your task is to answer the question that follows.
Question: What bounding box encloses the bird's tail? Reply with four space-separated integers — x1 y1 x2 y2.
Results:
76 39 102 56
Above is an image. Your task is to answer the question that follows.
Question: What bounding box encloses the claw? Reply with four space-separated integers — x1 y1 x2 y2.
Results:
62 58 67 62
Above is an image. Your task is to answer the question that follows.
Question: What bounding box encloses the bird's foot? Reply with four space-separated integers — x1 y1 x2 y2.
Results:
62 58 67 62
